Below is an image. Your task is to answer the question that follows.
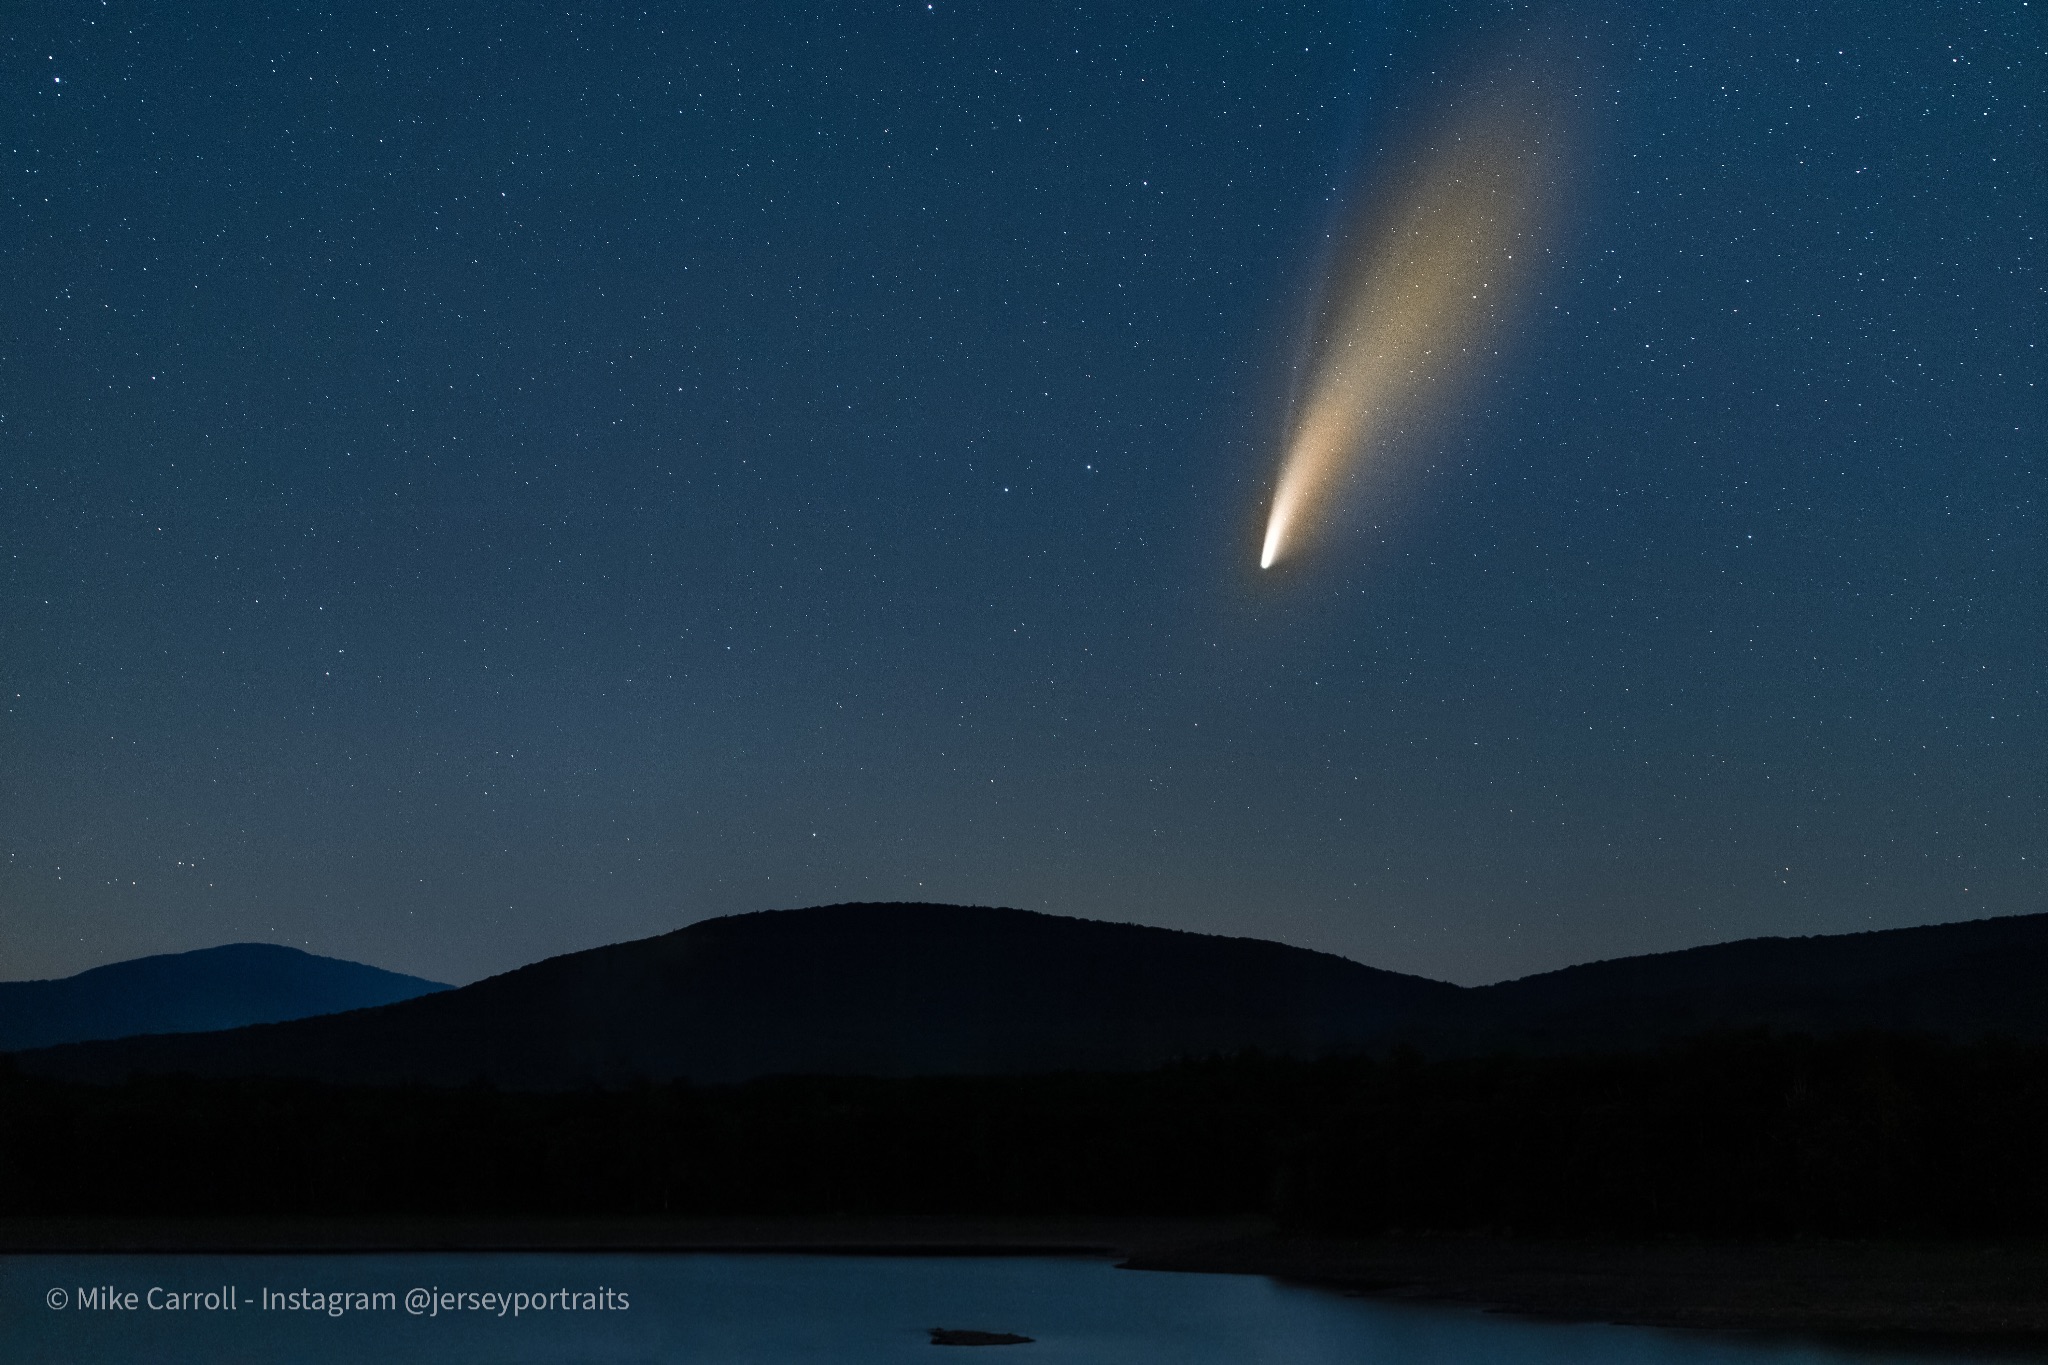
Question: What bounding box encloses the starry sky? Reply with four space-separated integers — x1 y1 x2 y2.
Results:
2 0 2038 987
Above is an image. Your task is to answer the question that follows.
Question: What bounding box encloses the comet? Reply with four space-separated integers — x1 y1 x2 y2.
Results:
1259 74 1568 570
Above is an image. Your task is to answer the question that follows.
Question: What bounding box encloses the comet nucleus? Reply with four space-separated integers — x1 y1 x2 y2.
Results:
1260 71 1568 570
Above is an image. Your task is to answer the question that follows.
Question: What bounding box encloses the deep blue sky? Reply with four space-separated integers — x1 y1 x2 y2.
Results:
3 0 2037 985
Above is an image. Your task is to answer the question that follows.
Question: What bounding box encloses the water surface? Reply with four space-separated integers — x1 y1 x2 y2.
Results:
0 1252 2026 1363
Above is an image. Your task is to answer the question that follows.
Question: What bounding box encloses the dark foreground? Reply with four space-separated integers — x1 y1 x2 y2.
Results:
1131 1231 2048 1342
6 1032 2046 1343
8 1033 2048 1236
0 1213 1245 1257
4 1215 2044 1342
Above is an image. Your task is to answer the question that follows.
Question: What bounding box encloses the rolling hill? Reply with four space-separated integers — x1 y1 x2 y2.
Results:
0 943 448 1052
10 906 2046 1088
8 904 1460 1087
1469 910 2048 1051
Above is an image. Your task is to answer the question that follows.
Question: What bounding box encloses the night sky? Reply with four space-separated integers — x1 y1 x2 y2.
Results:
3 0 2038 987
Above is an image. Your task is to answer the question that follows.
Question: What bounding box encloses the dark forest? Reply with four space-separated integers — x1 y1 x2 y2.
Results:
7 1031 2043 1239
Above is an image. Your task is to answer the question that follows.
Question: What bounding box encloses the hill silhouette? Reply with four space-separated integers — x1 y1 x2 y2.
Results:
0 943 448 1052
1469 911 2048 1050
10 906 2047 1088
10 904 1461 1087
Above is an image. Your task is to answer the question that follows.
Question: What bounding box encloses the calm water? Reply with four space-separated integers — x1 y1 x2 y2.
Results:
0 1252 2029 1364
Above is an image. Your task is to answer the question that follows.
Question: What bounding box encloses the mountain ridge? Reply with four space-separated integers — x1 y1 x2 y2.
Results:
1470 911 2048 1050
11 906 2045 1088
9 903 1457 1086
0 943 449 1052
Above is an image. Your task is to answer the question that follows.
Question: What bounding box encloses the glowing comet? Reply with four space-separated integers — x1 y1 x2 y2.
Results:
1260 75 1567 569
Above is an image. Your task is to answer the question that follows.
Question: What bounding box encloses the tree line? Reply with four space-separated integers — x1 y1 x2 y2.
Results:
3 1031 2044 1237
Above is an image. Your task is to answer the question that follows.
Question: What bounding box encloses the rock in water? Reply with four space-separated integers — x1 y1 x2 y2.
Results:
929 1327 1034 1346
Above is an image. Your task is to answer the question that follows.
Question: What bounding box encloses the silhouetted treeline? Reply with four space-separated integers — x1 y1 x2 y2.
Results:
3 1032 2044 1237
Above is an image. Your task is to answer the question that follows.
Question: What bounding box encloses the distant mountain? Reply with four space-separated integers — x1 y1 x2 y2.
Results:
8 904 1462 1087
1467 912 2048 1052
0 944 449 1052
10 907 2047 1089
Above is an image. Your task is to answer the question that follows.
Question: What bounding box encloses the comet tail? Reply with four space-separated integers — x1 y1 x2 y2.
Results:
1260 77 1565 569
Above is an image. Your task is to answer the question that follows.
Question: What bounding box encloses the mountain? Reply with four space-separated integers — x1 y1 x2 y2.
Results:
0 944 449 1052
10 906 2047 1089
1468 911 2048 1051
7 903 1462 1087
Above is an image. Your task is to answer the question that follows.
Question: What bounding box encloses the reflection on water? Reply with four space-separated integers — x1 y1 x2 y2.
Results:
0 1252 2026 1364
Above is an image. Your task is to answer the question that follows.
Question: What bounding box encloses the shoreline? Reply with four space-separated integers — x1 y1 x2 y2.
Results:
1128 1231 2048 1346
6 1216 2047 1345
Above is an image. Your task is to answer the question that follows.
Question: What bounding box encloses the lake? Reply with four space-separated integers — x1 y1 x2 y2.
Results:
0 1252 2030 1363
